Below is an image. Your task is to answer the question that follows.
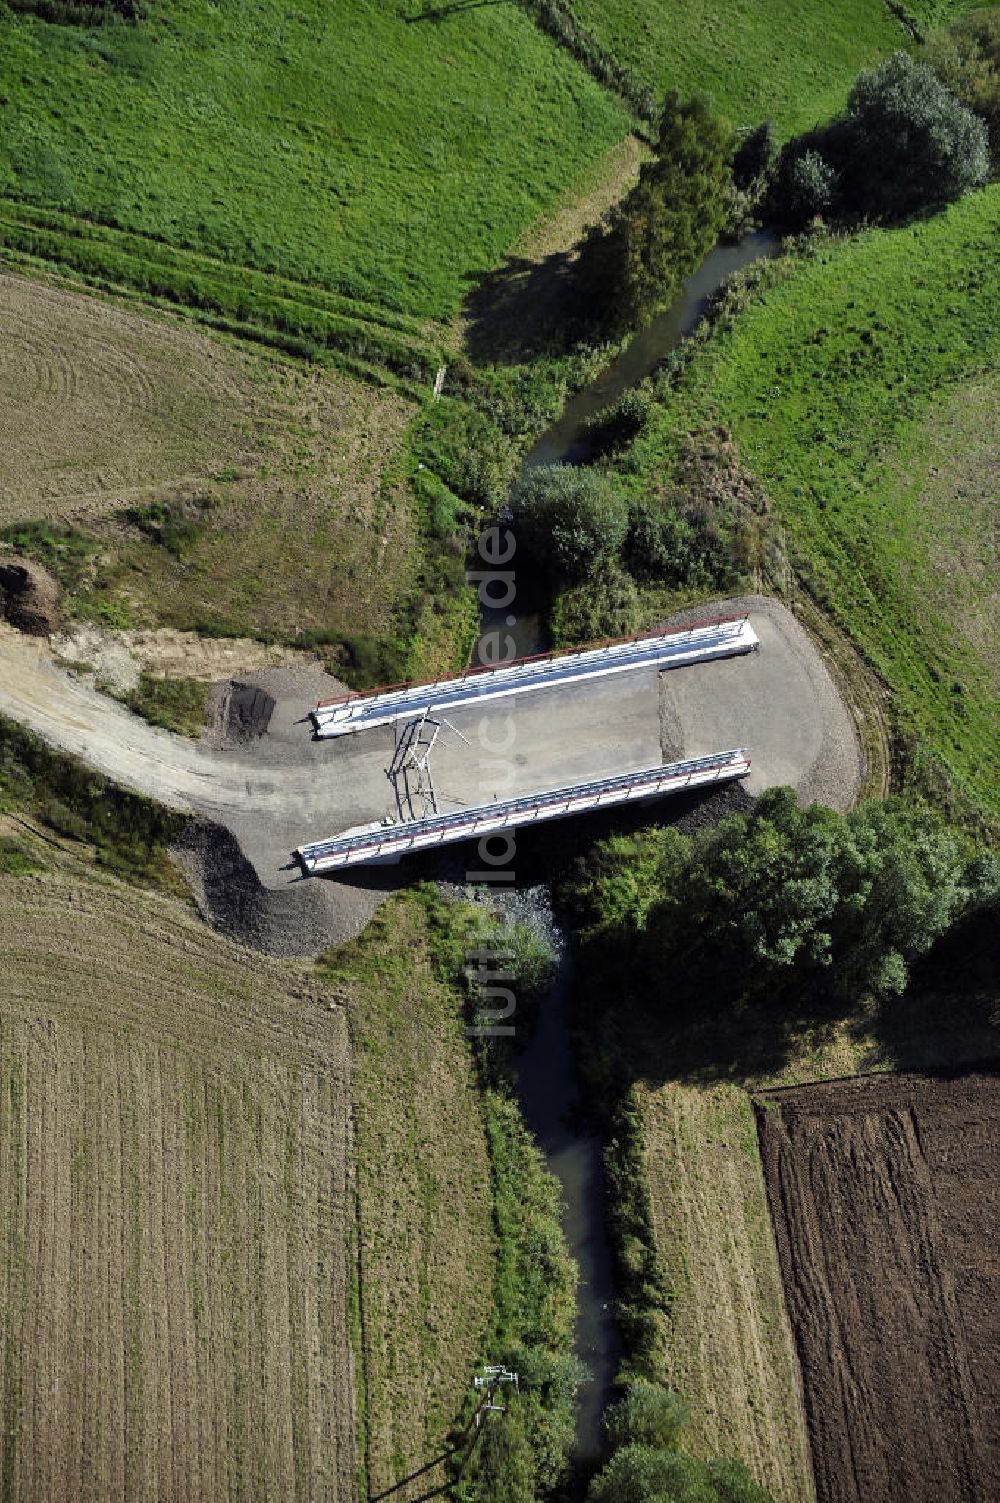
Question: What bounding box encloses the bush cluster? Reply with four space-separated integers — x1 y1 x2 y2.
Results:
769 51 989 227
587 1377 776 1503
508 466 629 584
123 495 216 561
585 391 652 457
509 426 773 646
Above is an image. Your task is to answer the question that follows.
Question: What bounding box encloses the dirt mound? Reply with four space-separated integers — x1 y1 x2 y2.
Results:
175 818 401 958
217 680 277 743
0 557 61 636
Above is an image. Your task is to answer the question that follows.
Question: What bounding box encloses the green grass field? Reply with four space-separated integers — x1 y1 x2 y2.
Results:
570 0 981 135
619 186 1000 819
0 0 627 320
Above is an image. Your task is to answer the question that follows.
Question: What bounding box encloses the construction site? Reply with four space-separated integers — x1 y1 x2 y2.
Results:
0 592 862 953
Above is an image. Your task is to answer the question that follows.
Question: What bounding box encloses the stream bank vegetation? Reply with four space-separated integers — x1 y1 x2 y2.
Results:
320 887 579 1503
599 182 1000 825
576 92 734 335
421 891 584 1503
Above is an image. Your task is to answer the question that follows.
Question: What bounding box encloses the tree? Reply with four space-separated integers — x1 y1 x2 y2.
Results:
844 51 989 217
637 789 997 1008
508 464 628 582
578 92 733 332
567 789 998 1019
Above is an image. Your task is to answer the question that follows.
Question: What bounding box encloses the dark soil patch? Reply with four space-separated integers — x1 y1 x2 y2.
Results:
756 1067 1000 1503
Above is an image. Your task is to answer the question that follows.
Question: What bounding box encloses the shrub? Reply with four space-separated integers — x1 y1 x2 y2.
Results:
845 52 989 217
625 499 700 585
508 465 628 582
624 429 769 592
925 9 1000 166
552 564 640 645
777 147 840 222
586 391 652 456
732 121 777 190
604 1380 688 1451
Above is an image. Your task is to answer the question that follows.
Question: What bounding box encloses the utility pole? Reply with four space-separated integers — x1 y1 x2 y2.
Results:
451 1365 520 1483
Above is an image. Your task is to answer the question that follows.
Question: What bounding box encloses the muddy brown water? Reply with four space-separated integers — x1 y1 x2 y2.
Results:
469 230 782 1482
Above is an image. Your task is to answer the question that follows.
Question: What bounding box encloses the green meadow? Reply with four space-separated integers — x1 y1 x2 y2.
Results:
571 0 982 134
620 186 1000 819
0 0 627 319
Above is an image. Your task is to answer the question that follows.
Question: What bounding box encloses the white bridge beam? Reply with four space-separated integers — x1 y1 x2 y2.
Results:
297 749 751 873
312 616 757 738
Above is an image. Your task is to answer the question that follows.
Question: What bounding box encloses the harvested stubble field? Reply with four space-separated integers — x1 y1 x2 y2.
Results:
757 1068 1000 1503
0 272 265 525
0 863 356 1502
320 896 496 1503
0 272 419 648
641 1081 815 1503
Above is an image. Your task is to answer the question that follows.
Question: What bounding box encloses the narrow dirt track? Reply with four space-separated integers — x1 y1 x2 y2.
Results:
756 1069 1000 1503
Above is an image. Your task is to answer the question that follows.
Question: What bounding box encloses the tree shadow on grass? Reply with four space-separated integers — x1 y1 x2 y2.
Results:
461 249 594 364
851 908 1000 1077
586 903 1000 1107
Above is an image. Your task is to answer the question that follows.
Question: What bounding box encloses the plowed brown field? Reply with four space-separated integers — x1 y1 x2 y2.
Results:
0 869 355 1503
757 1069 1000 1503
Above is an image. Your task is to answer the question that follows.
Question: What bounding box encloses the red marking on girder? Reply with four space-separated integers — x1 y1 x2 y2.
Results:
314 614 749 710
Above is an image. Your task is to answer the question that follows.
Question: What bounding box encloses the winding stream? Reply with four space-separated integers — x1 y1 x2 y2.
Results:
472 228 780 1479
